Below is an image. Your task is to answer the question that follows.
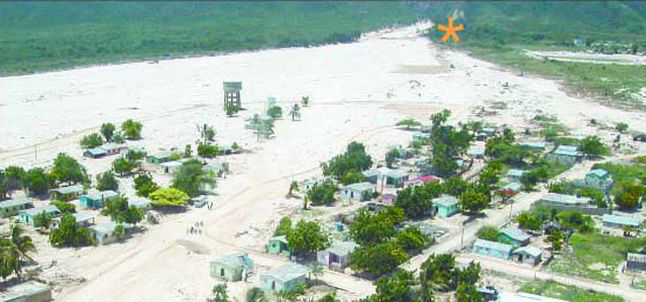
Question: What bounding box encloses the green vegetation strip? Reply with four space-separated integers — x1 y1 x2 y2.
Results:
520 279 624 302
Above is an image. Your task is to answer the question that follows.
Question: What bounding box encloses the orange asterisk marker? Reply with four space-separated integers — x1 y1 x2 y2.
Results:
437 17 464 43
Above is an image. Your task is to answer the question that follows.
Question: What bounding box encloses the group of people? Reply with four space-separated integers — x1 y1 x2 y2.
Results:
187 221 204 235
207 202 215 210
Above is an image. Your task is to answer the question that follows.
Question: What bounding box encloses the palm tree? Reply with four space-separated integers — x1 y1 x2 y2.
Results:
245 287 266 302
289 104 301 121
301 96 310 107
0 237 21 280
10 224 35 260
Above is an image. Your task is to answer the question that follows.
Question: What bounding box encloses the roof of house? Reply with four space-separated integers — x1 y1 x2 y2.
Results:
128 197 151 208
432 195 459 207
0 280 50 301
20 205 60 216
587 169 609 179
0 197 33 208
506 169 525 177
539 193 591 205
473 239 514 253
160 160 183 168
513 245 542 258
213 252 254 270
149 151 173 159
627 253 646 263
54 211 94 224
89 222 128 235
344 182 374 192
502 182 522 191
497 291 566 302
269 235 288 244
552 145 582 157
408 175 441 184
326 241 359 256
519 141 547 149
602 214 640 227
263 263 308 282
84 190 119 201
85 147 107 156
102 143 125 150
467 146 485 155
50 184 84 195
375 167 408 179
362 169 380 178
500 226 531 242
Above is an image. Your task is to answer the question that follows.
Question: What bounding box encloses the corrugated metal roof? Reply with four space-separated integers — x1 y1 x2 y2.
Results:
513 245 542 258
507 169 525 177
0 280 50 300
0 197 33 208
344 182 374 192
326 241 359 256
19 205 60 216
540 193 591 205
84 190 119 201
587 169 609 178
500 226 531 242
213 252 254 270
262 263 308 282
50 184 84 195
627 253 646 263
269 235 288 244
433 195 458 207
602 214 640 227
474 239 513 253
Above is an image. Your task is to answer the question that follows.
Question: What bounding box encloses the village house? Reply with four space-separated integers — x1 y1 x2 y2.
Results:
160 160 183 174
0 197 33 218
0 280 52 302
505 169 525 182
467 146 485 159
412 131 430 141
547 145 583 163
381 193 396 205
498 226 531 247
210 252 254 282
473 239 513 260
203 161 229 177
583 169 613 192
128 197 152 210
405 175 441 188
341 182 374 202
89 222 130 245
146 151 173 164
102 143 127 156
475 127 497 141
626 253 646 271
512 245 543 265
498 182 521 199
49 184 85 201
519 141 547 151
317 241 359 269
266 235 290 256
432 195 459 217
602 214 640 229
259 263 308 292
362 167 409 188
51 211 95 228
497 291 567 302
83 147 108 159
80 190 119 209
535 192 608 215
18 205 61 227
301 177 332 191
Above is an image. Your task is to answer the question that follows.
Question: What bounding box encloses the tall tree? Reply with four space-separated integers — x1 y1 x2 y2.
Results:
428 109 472 177
112 157 137 176
285 220 330 257
51 153 88 185
133 172 159 197
289 104 301 121
23 167 53 196
171 159 216 197
101 195 144 225
100 122 116 142
96 171 119 191
121 119 143 140
80 133 104 149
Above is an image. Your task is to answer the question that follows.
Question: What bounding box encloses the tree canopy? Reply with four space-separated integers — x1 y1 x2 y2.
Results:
149 188 189 207
101 195 144 225
121 119 143 140
321 142 373 181
305 179 337 206
96 171 119 191
134 173 159 197
285 220 330 256
171 160 216 197
51 153 88 185
49 213 94 247
80 132 104 149
428 110 472 177
100 122 116 142
394 181 443 220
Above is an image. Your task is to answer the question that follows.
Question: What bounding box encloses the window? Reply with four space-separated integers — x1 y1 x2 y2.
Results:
220 268 225 277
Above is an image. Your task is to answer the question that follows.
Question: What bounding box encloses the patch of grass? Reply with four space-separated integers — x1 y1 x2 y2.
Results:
632 278 646 291
548 233 646 283
520 279 624 302
0 2 420 75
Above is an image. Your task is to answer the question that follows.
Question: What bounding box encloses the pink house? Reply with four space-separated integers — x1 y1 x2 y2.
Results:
382 193 396 205
406 175 441 187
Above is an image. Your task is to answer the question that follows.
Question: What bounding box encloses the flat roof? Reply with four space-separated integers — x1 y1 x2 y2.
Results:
19 205 60 216
519 141 547 148
326 241 359 256
433 195 458 207
128 197 151 207
474 239 513 253
602 214 640 227
269 235 288 244
0 197 33 208
467 146 485 155
500 226 531 242
160 160 183 167
262 263 308 282
587 169 609 178
0 280 50 300
502 182 522 191
513 245 542 258
213 252 253 270
50 184 84 195
84 190 119 200
539 193 591 205
149 151 173 158
344 182 374 192
627 253 646 263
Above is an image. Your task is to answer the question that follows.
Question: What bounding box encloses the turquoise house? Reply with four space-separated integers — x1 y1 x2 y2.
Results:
472 239 513 260
18 205 61 227
210 252 254 282
432 195 459 217
267 235 291 256
259 263 308 292
0 198 33 218
498 226 530 247
80 190 119 209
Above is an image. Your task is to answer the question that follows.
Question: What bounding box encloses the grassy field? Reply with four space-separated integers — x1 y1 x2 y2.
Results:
0 2 420 75
519 279 624 302
548 233 646 283
592 160 646 195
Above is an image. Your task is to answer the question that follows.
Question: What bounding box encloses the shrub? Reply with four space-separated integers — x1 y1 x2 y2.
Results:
80 133 104 149
149 188 189 206
476 225 500 241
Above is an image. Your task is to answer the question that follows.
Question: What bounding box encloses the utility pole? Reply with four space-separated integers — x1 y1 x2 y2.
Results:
460 225 464 250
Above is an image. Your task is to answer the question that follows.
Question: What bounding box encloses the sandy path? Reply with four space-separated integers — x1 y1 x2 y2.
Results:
2 22 645 301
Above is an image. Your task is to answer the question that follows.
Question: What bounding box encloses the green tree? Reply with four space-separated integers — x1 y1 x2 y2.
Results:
576 187 606 208
394 181 443 220
515 211 543 231
396 118 421 130
301 96 310 107
616 122 629 133
197 143 219 158
23 167 53 196
49 213 94 247
226 103 239 117
614 182 643 210
348 241 408 276
546 230 563 252
80 132 104 149
385 148 400 168
428 110 472 177
197 124 216 143
113 224 125 241
96 171 119 191
315 291 336 302
125 149 145 161
306 179 336 206
394 226 429 251
100 123 116 142
121 119 143 140
246 287 266 302
184 144 192 158
51 200 76 214
32 212 51 230
171 160 217 197
288 181 299 197
580 135 609 158
133 173 159 197
148 188 189 207
369 269 418 302
455 282 483 302
289 104 301 121
321 142 373 181
350 208 400 246
340 170 365 185
420 253 457 291
51 153 88 185
285 220 330 257
101 195 144 225
476 225 499 241
212 283 229 302
267 105 283 119
0 237 21 280
444 176 468 196
458 189 490 214
274 217 292 237
3 166 26 193
9 224 36 263
112 157 137 176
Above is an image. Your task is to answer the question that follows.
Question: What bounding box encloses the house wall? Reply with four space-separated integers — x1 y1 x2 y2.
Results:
210 263 242 281
498 234 528 247
1 204 29 218
534 201 610 215
473 246 510 260
436 204 458 217
317 251 330 266
627 260 646 271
